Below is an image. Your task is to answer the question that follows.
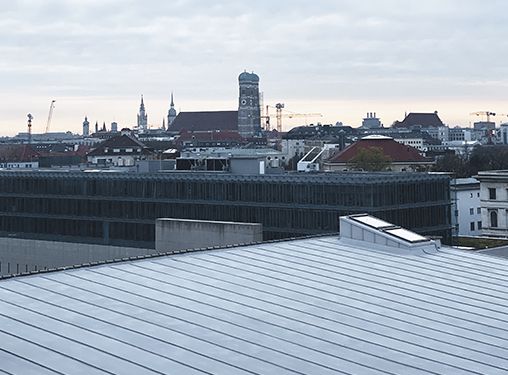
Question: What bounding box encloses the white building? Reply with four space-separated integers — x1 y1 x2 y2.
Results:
87 134 154 167
476 170 508 237
422 126 449 142
0 161 39 169
450 178 482 237
499 123 508 144
393 136 427 152
441 140 480 156
280 139 306 160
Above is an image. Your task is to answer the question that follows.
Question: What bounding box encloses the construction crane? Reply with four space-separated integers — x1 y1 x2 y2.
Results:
470 111 496 123
263 103 323 132
45 100 56 134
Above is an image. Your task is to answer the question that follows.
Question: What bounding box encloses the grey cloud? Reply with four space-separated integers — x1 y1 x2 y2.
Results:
1 1 508 104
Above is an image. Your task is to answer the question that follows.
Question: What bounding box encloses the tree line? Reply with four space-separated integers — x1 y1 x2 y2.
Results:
433 145 508 177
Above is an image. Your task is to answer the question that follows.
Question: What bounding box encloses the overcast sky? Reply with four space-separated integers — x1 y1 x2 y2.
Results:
1 0 507 135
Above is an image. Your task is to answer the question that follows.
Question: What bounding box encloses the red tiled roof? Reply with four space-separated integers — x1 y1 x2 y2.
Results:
327 137 427 163
38 145 91 158
0 144 40 162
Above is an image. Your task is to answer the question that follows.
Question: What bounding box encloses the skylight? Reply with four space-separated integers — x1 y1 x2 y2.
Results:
351 215 393 229
384 227 428 243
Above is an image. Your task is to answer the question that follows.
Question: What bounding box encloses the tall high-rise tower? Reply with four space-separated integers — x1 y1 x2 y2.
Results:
82 116 90 136
167 92 177 127
237 71 261 137
137 95 148 130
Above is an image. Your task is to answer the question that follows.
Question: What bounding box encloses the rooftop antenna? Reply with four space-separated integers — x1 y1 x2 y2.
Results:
27 113 33 144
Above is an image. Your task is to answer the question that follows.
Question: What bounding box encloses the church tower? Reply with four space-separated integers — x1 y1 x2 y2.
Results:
82 116 90 136
137 95 148 130
167 92 177 127
237 71 261 137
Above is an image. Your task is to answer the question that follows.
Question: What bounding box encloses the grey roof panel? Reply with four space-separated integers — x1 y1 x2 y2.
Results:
1 236 508 374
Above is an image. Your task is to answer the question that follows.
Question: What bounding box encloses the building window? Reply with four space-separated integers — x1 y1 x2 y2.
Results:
477 192 480 197
470 222 475 231
469 208 474 215
489 188 497 200
454 209 458 217
490 210 498 228
478 221 482 230
477 207 481 215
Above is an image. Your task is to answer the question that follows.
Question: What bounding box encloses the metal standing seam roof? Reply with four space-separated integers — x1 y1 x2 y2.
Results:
1 237 508 374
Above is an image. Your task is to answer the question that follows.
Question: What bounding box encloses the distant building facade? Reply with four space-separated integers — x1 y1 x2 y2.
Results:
476 170 508 237
87 134 154 166
237 71 261 137
0 145 39 169
500 123 508 144
0 171 451 248
361 112 382 129
450 178 482 237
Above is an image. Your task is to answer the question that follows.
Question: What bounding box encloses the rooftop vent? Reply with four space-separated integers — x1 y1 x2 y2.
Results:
339 214 439 254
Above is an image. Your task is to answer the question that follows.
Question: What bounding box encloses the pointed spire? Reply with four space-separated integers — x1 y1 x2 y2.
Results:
140 94 145 111
167 92 177 126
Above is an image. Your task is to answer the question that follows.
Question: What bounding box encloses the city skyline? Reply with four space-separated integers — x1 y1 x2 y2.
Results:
1 0 508 135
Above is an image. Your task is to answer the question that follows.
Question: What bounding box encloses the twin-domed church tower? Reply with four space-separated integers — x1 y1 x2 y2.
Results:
238 71 261 137
131 72 260 136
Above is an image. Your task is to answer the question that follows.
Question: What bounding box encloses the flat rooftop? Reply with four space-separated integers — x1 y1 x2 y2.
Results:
0 169 450 185
0 236 507 374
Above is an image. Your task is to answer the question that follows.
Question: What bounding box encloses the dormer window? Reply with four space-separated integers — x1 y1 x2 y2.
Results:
126 148 133 153
113 149 120 153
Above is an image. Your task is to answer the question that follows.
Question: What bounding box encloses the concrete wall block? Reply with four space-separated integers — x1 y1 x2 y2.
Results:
156 218 263 253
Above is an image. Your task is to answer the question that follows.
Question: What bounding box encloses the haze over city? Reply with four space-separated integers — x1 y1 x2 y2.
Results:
1 0 507 135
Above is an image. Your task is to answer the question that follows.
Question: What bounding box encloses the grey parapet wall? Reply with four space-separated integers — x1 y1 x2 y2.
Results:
155 218 263 253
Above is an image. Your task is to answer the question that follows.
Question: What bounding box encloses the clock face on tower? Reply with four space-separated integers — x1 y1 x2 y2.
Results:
241 99 247 105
